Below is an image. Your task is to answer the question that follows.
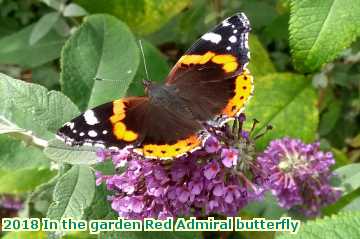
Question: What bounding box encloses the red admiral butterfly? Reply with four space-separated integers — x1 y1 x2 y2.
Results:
57 12 253 160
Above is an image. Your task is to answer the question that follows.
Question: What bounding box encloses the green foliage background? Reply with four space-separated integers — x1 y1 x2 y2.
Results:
0 0 359 238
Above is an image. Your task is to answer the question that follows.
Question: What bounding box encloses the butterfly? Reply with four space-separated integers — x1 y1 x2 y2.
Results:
57 12 253 160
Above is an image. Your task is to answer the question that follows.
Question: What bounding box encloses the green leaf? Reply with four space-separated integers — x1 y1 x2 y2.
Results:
0 116 24 135
146 0 208 45
84 184 116 220
349 133 360 148
99 231 202 239
31 63 60 90
28 174 60 215
44 139 98 165
0 24 66 68
47 165 95 220
323 188 360 215
243 192 286 219
63 3 88 17
241 0 278 30
245 73 318 150
30 12 61 45
289 0 360 72
61 14 139 110
64 232 97 239
53 17 71 38
41 0 65 11
331 148 351 169
0 168 55 194
332 163 360 196
341 196 360 212
74 0 191 35
0 115 50 149
127 40 170 96
0 73 79 140
248 34 276 77
3 231 48 239
319 99 342 136
0 135 49 171
276 211 360 239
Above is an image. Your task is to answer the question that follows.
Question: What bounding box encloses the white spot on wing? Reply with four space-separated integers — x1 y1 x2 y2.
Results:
56 135 65 141
79 132 85 137
222 19 231 26
84 110 99 125
88 130 98 137
94 143 105 148
233 29 238 34
226 46 231 51
201 32 222 44
229 36 237 43
64 122 74 129
102 130 108 135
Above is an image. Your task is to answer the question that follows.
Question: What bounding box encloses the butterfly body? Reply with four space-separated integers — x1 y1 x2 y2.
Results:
147 83 192 119
57 12 253 159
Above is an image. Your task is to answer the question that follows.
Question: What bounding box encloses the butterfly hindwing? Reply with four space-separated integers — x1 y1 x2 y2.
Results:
57 97 203 159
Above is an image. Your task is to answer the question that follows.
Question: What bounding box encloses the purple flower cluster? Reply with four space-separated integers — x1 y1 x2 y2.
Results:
257 138 342 216
95 115 341 219
96 116 267 219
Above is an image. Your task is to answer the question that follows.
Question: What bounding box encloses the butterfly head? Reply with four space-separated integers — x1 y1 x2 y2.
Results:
143 79 153 95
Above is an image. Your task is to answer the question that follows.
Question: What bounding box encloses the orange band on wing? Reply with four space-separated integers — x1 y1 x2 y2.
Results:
110 100 138 142
178 52 215 65
110 100 126 123
134 135 201 159
178 51 239 73
222 69 253 117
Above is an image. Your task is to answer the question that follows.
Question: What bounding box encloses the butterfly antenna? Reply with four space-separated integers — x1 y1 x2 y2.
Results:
139 40 151 87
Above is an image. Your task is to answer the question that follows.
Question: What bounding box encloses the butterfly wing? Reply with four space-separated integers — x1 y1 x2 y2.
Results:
57 97 148 150
57 96 203 159
165 12 253 123
57 13 253 159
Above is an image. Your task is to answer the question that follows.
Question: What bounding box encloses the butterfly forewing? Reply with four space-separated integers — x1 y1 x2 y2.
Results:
165 13 253 123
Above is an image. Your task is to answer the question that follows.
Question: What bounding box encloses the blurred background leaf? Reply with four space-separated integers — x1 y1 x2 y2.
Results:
63 3 88 17
99 231 202 239
248 34 276 77
0 168 55 194
2 231 48 239
74 0 192 35
30 12 60 45
245 73 318 150
0 24 66 68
